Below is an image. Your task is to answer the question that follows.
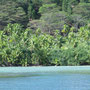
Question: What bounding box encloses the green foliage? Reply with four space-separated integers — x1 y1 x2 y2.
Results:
0 24 90 66
39 4 58 14
80 0 85 3
27 0 41 19
0 24 31 66
0 0 89 31
0 0 27 29
66 14 87 30
0 0 90 66
73 3 90 20
16 0 41 19
62 0 68 12
38 10 68 34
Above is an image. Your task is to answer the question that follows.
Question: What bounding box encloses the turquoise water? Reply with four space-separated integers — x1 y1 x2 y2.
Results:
0 66 90 90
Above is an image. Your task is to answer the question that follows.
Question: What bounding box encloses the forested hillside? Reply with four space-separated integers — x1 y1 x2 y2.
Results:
0 0 90 31
0 0 90 66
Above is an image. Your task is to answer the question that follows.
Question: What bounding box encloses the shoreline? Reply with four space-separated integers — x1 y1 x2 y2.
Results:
0 66 90 78
0 66 90 73
0 65 90 67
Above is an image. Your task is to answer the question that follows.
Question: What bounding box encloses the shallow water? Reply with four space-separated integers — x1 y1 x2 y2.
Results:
0 66 90 90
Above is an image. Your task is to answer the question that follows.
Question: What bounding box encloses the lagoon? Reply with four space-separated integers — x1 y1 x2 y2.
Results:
0 66 90 90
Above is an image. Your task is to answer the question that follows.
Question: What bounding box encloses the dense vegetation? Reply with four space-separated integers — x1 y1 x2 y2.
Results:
0 0 90 66
0 24 90 66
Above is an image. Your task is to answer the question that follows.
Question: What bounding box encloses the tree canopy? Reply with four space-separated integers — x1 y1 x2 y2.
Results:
0 0 90 66
0 0 90 30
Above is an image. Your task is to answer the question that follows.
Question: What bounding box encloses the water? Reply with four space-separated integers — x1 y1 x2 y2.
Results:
0 66 90 90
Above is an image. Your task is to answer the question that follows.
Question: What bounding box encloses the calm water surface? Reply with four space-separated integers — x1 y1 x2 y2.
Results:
0 66 90 90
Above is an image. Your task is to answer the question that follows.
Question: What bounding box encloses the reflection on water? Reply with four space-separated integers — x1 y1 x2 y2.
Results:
0 73 41 78
0 66 90 90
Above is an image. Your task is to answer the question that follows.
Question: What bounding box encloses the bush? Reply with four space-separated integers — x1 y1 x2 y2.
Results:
0 24 90 66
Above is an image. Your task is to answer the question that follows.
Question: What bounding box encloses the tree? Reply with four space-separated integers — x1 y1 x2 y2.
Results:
39 11 68 34
16 0 41 19
73 3 90 20
80 0 85 3
66 14 87 30
62 0 79 14
62 0 68 12
39 4 58 14
27 0 41 19
0 0 27 29
67 1 72 14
